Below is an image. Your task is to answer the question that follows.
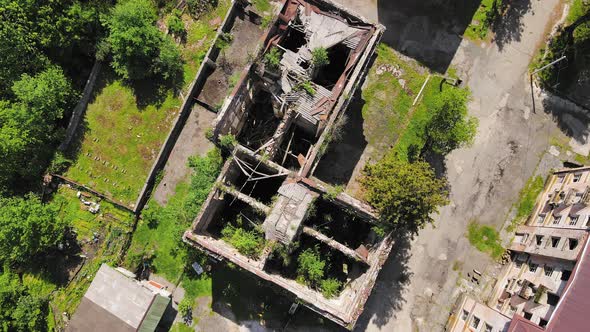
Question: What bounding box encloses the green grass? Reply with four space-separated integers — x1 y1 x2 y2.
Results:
513 176 545 222
171 323 194 332
182 0 231 90
252 0 271 13
124 148 222 282
64 79 180 205
467 221 505 260
361 44 455 162
567 0 590 24
47 187 135 327
64 1 231 206
464 0 499 41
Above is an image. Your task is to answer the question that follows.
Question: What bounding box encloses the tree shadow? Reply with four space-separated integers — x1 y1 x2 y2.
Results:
377 0 481 73
353 231 413 330
313 90 368 186
126 69 184 109
541 93 590 146
490 0 532 51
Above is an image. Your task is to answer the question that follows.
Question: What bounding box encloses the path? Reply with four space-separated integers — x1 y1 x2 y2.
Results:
152 104 215 205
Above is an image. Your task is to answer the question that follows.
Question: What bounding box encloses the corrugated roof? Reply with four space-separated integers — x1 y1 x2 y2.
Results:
138 295 170 332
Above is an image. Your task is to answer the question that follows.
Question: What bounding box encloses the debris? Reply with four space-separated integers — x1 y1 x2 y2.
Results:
191 262 204 275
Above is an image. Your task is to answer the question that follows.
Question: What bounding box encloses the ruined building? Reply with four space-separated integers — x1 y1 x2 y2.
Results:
183 0 389 328
448 167 590 332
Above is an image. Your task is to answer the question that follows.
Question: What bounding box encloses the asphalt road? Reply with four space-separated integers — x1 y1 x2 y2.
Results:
339 0 571 331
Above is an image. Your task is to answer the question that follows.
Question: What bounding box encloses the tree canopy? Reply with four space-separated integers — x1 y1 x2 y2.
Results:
361 158 448 234
0 68 75 193
0 194 68 266
424 88 477 155
106 0 182 81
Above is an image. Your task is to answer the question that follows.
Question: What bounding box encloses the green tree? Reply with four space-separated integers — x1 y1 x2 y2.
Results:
0 269 23 325
11 294 47 332
297 247 325 286
424 88 477 155
186 0 217 18
0 195 68 266
361 158 448 234
153 36 183 82
106 0 163 80
0 68 75 192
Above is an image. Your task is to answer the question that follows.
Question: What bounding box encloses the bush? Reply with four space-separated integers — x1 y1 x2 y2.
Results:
320 278 341 298
312 47 330 67
297 246 325 286
264 47 281 71
219 133 237 149
178 298 193 322
215 32 233 51
167 11 185 37
221 222 264 258
186 0 217 18
48 152 72 174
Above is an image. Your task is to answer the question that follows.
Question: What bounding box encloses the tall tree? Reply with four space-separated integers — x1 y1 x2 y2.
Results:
424 88 478 155
0 67 75 192
0 195 68 266
106 0 169 80
361 158 448 234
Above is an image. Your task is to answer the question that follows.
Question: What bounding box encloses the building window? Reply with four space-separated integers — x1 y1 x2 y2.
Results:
536 235 544 246
509 306 517 316
524 312 533 320
558 175 565 183
537 214 545 224
515 260 523 268
471 316 480 329
461 309 468 320
569 215 579 225
586 216 590 227
553 215 562 225
568 238 578 250
529 263 538 273
515 233 527 244
551 237 561 248
561 270 572 281
547 293 560 306
545 266 554 277
484 323 493 332
573 173 582 182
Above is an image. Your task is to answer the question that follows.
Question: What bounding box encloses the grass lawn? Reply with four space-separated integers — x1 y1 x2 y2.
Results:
180 0 231 90
64 1 231 206
40 186 135 328
467 221 505 260
464 0 498 41
361 44 447 162
124 149 221 298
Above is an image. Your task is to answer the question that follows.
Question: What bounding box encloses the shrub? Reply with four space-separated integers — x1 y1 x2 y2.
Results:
178 298 193 322
221 222 264 258
312 47 330 67
167 12 185 37
215 32 233 51
219 134 237 149
264 47 281 71
320 278 341 298
186 0 218 18
48 152 72 174
297 246 325 286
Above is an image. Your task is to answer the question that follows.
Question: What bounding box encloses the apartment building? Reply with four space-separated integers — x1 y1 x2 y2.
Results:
447 167 590 332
